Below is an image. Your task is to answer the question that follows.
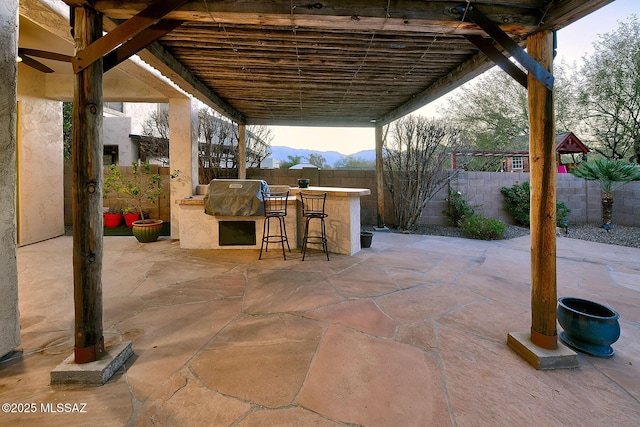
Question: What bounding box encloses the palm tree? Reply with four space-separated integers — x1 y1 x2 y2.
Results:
571 159 640 226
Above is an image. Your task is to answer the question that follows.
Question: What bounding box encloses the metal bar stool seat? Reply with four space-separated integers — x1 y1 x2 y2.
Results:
300 191 329 261
259 190 291 260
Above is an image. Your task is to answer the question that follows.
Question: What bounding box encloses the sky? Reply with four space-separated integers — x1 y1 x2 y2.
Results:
269 0 640 155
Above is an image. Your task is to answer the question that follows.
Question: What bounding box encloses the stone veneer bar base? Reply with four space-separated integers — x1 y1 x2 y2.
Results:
508 332 578 370
50 342 133 385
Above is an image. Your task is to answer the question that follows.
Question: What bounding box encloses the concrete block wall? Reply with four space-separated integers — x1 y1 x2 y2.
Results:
102 165 171 222
65 167 640 228
238 169 640 227
65 164 172 224
249 168 389 225
613 184 640 226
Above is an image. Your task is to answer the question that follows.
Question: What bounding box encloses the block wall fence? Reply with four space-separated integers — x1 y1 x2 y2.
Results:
64 163 172 225
64 165 640 228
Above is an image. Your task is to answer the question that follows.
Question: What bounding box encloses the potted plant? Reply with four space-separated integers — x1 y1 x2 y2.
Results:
360 231 373 248
104 162 164 242
122 207 140 228
103 205 123 228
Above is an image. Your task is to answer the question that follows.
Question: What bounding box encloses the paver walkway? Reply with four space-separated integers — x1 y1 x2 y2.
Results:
2 232 639 426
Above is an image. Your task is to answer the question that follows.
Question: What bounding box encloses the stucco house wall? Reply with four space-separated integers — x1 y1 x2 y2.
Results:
17 64 65 247
125 102 161 135
0 0 21 360
104 116 138 166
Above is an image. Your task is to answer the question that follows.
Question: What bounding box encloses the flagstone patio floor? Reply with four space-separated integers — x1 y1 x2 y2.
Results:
2 232 639 426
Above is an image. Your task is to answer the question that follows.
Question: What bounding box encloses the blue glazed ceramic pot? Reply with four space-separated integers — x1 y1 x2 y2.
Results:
557 297 620 358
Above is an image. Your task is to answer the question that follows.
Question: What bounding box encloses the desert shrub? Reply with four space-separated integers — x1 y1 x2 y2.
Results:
500 182 531 225
383 116 462 229
500 181 571 227
556 202 572 227
460 214 506 240
444 189 478 227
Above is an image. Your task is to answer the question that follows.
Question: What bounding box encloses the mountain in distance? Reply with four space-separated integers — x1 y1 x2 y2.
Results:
350 149 376 162
268 145 376 167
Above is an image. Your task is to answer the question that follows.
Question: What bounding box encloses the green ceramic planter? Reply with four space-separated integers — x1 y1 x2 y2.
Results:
132 219 163 243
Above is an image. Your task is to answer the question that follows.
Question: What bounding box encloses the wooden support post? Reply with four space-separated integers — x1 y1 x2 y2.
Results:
238 123 246 179
528 31 557 350
375 126 385 228
72 6 105 363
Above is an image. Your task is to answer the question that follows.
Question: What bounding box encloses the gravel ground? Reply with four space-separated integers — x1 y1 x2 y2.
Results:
383 223 640 249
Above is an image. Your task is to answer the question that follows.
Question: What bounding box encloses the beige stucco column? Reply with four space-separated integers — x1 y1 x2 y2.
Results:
169 97 199 239
0 0 21 358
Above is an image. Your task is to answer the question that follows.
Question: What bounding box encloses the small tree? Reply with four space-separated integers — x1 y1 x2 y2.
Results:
335 155 375 169
140 109 170 166
443 64 582 171
198 108 272 182
308 153 329 169
103 163 163 222
279 155 302 169
571 158 640 226
140 107 272 182
383 115 461 229
577 16 640 162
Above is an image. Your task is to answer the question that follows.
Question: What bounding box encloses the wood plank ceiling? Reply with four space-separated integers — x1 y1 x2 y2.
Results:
61 0 614 127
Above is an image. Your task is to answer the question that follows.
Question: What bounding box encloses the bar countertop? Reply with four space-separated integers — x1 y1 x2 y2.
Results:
177 186 370 205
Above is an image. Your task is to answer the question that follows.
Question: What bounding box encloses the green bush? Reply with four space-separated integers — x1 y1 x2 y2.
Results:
500 181 571 227
460 214 506 240
556 202 572 227
500 182 531 226
444 189 478 227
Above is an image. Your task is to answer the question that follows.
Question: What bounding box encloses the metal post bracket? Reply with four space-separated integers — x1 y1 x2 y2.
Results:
457 5 554 91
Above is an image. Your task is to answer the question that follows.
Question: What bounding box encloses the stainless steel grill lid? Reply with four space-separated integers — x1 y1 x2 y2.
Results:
203 179 268 216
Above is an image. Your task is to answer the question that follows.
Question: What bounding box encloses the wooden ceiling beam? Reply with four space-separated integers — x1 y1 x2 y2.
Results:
376 50 497 126
140 41 246 123
71 0 189 73
89 0 543 36
97 11 246 122
103 19 183 72
537 0 616 31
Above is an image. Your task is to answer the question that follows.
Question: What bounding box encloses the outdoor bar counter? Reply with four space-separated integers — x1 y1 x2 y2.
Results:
176 186 371 255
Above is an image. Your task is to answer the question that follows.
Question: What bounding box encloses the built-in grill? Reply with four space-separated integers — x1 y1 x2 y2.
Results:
203 179 268 246
204 179 268 216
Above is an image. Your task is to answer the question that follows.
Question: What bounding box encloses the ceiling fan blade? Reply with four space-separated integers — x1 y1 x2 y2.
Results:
18 48 72 63
20 55 55 73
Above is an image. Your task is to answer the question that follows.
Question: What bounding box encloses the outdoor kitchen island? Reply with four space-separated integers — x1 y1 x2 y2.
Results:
176 184 371 256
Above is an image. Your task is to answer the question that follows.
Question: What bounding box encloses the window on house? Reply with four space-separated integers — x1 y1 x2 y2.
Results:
104 102 123 113
512 157 524 170
103 145 118 165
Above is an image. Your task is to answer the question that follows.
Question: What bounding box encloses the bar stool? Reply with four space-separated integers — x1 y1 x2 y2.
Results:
300 191 329 261
259 190 291 260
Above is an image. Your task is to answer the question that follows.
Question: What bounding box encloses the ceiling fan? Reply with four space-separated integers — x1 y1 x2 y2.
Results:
18 48 71 73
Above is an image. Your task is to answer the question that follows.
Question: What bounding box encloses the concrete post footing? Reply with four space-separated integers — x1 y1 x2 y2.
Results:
50 342 133 386
508 332 578 370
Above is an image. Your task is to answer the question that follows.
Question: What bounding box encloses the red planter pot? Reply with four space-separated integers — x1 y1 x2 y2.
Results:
124 212 140 228
104 212 123 228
